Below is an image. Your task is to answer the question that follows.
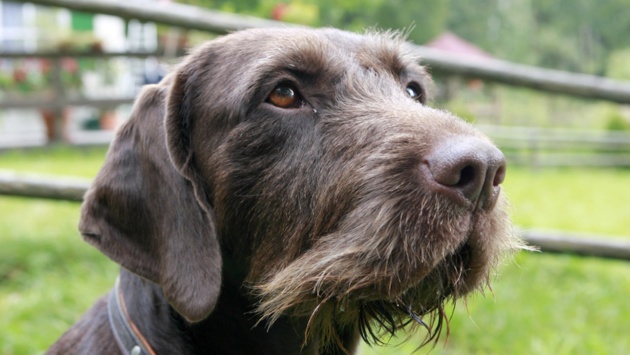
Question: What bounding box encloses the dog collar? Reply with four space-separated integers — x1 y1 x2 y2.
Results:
107 277 156 355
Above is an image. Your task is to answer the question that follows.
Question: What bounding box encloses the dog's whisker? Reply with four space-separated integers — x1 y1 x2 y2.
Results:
304 297 329 340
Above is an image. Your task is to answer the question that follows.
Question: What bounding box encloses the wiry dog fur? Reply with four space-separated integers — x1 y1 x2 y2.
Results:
49 28 523 354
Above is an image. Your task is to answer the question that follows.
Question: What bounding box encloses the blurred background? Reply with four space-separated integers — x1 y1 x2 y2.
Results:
1 0 629 354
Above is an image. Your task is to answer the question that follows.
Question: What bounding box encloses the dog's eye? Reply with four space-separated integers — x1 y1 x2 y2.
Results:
405 83 423 102
268 84 303 109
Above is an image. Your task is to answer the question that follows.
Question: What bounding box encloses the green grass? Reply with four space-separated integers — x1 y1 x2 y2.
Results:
0 146 107 177
505 167 630 237
0 147 116 355
360 167 630 355
361 254 630 355
1 147 629 354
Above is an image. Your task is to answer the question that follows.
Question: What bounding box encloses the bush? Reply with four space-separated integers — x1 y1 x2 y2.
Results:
605 109 630 131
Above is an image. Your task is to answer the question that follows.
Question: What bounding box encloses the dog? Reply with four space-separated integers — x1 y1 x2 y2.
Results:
48 28 522 354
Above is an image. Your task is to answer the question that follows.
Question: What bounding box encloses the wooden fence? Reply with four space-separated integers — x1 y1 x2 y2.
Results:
10 0 630 104
3 0 630 146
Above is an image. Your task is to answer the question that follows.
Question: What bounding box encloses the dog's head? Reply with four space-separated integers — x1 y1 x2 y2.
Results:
79 28 523 348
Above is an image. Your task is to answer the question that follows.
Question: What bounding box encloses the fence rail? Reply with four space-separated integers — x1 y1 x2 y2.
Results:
522 230 630 261
478 125 630 167
14 0 292 34
1 172 629 261
0 172 89 202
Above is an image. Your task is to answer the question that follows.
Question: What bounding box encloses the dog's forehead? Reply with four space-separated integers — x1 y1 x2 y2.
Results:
234 28 417 75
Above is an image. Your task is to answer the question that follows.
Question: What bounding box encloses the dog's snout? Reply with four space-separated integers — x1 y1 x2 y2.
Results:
424 136 506 207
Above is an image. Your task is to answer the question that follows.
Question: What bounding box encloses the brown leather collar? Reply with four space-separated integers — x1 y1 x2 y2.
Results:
107 277 157 355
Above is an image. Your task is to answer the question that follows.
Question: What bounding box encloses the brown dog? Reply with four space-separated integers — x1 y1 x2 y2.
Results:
48 28 522 354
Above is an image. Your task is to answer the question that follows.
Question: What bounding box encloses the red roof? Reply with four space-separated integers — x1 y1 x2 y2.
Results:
425 32 494 59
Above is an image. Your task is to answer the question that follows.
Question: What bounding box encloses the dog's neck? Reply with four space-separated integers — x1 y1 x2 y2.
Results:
118 266 349 354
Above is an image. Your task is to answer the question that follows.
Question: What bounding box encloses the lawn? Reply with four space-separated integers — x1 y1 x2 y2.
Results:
1 146 629 354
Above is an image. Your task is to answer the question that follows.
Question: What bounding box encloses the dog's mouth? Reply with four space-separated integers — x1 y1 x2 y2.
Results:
350 240 474 347
253 237 484 349
251 191 521 350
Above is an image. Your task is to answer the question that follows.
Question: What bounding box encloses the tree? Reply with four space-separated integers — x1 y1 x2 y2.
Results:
370 0 448 44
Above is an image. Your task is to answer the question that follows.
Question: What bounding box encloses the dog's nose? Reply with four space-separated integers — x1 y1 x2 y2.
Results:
424 136 506 207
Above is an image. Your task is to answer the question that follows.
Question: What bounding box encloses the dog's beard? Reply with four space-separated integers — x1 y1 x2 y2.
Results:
251 193 523 350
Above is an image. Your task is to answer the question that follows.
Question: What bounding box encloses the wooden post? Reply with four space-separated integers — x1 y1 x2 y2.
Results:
49 57 66 143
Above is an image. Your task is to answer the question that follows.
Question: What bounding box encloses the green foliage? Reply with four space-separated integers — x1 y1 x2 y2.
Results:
370 0 448 44
444 100 476 123
606 48 630 81
604 109 630 132
180 0 630 77
530 0 607 74
180 0 259 13
534 27 585 72
275 2 320 26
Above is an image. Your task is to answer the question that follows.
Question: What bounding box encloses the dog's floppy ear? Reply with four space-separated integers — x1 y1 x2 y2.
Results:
79 80 222 323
